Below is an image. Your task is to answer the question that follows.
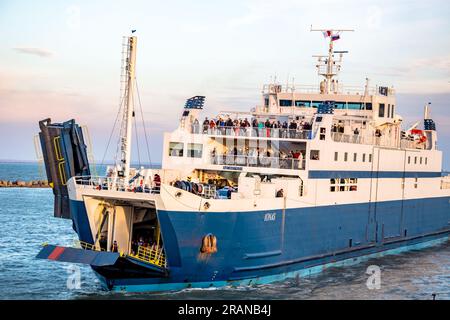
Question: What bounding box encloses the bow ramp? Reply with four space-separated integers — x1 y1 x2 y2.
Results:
36 242 168 275
36 244 120 266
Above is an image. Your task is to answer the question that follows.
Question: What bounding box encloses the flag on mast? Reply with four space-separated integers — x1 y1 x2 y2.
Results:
322 30 332 38
331 32 341 41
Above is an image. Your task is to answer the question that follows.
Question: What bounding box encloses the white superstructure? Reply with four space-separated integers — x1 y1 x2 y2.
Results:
67 31 449 259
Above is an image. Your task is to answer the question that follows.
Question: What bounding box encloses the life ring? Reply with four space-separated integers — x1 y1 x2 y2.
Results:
174 180 182 189
192 182 199 194
411 129 427 144
185 181 192 192
210 234 217 253
200 234 217 254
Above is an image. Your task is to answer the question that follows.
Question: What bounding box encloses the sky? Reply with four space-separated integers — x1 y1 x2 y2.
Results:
0 0 449 167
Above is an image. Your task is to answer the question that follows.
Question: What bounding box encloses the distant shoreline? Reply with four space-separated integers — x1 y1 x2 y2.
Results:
0 179 49 188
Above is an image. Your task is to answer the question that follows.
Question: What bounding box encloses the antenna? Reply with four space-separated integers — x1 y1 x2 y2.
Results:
424 102 431 120
310 27 354 94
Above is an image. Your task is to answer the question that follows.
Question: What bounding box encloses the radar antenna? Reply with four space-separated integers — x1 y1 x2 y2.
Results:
310 26 354 94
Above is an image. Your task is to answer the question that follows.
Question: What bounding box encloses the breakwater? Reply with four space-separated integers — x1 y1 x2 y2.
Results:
0 180 49 188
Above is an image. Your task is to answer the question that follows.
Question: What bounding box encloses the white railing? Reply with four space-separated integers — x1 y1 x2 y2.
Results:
331 132 421 150
192 126 313 140
261 83 395 96
210 155 306 170
74 176 161 194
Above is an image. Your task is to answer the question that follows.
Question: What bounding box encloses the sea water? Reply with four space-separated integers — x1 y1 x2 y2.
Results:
0 162 448 300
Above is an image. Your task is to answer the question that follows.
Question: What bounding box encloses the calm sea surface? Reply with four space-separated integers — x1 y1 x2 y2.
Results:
0 162 448 300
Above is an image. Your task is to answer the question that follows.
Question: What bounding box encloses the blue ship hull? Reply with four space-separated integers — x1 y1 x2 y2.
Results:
70 196 450 292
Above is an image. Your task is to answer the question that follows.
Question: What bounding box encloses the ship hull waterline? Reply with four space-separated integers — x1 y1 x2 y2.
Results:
68 196 450 293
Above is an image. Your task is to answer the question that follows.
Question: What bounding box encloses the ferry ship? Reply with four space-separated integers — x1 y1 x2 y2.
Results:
36 29 450 292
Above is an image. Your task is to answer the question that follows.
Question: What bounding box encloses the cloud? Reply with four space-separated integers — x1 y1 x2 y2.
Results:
13 47 54 58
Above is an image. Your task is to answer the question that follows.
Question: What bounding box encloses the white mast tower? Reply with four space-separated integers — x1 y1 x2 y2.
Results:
310 27 354 94
116 35 137 181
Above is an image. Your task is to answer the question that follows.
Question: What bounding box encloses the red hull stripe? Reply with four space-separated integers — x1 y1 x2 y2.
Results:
48 246 65 260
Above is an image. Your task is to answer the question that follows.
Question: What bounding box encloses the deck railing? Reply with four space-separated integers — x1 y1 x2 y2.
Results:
331 132 420 149
75 240 105 251
191 126 313 140
261 83 394 96
129 245 167 268
74 176 160 194
76 240 167 268
210 154 306 170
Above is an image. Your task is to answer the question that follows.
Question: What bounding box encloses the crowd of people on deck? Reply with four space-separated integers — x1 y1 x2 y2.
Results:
130 236 160 256
190 116 312 138
211 146 306 169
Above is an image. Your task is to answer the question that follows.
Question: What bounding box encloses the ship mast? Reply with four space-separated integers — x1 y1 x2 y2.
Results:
310 27 354 94
117 35 137 180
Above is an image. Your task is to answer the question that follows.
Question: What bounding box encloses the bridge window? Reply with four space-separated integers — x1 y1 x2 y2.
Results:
391 105 395 117
187 143 203 158
414 156 417 164
362 153 366 162
310 150 320 160
334 152 338 161
295 100 311 107
264 98 269 106
408 156 411 164
334 102 346 109
169 142 184 157
348 102 362 110
420 157 422 164
369 154 372 162
279 99 292 107
379 103 385 117
365 103 373 110
387 104 391 118
353 153 357 162
312 101 322 108
344 152 348 162
425 157 428 165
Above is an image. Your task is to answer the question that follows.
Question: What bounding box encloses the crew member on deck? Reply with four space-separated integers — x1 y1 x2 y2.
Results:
276 189 284 198
112 240 118 252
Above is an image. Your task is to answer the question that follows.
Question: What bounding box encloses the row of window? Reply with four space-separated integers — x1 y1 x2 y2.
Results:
278 100 373 110
329 177 421 193
169 142 203 158
334 151 372 163
333 151 428 166
330 178 358 192
408 156 428 165
379 103 395 118
277 100 395 119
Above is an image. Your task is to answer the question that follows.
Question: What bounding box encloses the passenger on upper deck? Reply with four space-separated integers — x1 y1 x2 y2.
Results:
202 117 209 133
198 116 312 139
192 118 200 134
